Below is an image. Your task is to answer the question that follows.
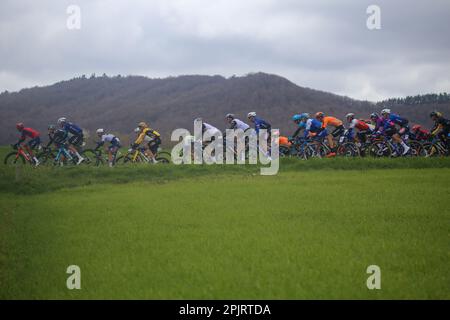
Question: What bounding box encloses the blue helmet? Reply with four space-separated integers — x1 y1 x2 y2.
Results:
299 113 309 120
292 114 302 121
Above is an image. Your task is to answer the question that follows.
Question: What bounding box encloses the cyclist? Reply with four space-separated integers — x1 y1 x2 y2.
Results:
57 117 85 165
381 108 410 136
345 113 373 145
95 129 121 167
315 112 344 156
370 112 410 155
44 124 69 152
14 122 40 165
410 125 430 142
430 111 450 149
290 113 308 141
247 112 271 135
132 122 161 163
225 114 250 132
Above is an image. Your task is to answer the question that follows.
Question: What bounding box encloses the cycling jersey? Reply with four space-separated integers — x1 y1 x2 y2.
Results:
135 128 161 145
97 134 121 149
17 127 40 148
431 117 450 136
322 116 343 128
44 129 67 148
252 117 271 134
63 122 83 136
349 119 370 131
389 114 409 127
229 119 250 131
202 122 221 136
373 117 395 133
304 119 325 138
411 128 430 141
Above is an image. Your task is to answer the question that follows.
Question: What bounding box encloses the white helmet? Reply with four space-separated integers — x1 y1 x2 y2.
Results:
194 117 202 123
134 127 140 133
96 128 104 134
247 112 256 118
345 113 355 119
57 117 67 125
226 113 235 119
381 108 391 115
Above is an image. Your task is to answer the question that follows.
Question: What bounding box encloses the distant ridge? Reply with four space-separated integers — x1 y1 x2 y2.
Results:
1 72 448 144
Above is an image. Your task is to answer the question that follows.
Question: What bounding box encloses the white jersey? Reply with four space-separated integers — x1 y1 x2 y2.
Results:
230 118 250 131
101 134 119 143
203 122 222 136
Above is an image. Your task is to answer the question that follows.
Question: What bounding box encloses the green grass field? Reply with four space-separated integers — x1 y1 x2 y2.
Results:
0 146 449 299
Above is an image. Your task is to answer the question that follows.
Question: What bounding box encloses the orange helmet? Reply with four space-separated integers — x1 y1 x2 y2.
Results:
315 112 325 119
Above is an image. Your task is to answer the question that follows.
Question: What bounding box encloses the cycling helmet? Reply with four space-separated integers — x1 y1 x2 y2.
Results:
370 112 379 119
315 112 325 119
225 113 235 119
345 113 355 119
134 127 140 133
138 122 148 128
292 114 302 121
16 122 24 130
299 113 309 120
48 124 56 130
412 125 421 131
381 108 391 115
57 117 67 125
96 128 104 134
430 111 442 118
247 112 256 118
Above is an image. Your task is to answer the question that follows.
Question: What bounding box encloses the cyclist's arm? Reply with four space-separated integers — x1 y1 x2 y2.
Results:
430 123 442 136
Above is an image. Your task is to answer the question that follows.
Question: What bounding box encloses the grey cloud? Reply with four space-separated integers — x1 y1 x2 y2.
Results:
0 0 449 100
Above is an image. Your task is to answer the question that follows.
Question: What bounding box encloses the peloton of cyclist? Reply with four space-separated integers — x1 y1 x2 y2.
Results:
132 122 161 163
95 129 121 167
14 122 41 166
57 117 85 165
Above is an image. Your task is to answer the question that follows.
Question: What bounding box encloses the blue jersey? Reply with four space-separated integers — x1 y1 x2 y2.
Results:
63 122 83 136
253 117 271 134
304 119 323 137
389 114 408 127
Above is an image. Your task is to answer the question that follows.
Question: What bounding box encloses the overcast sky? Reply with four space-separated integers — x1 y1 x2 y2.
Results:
0 0 449 101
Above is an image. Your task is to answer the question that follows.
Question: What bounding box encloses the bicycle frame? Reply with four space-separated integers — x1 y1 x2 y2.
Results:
54 145 73 163
16 145 33 163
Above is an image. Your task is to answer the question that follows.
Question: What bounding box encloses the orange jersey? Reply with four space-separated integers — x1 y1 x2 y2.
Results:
322 116 343 128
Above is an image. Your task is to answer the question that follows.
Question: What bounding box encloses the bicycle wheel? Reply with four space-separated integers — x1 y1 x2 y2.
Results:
337 142 359 157
156 157 170 164
409 141 426 157
422 142 442 157
4 152 26 166
368 141 392 157
81 149 100 166
36 151 55 165
116 155 134 164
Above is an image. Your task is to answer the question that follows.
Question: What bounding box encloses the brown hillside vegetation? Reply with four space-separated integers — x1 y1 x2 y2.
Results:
1 72 449 145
